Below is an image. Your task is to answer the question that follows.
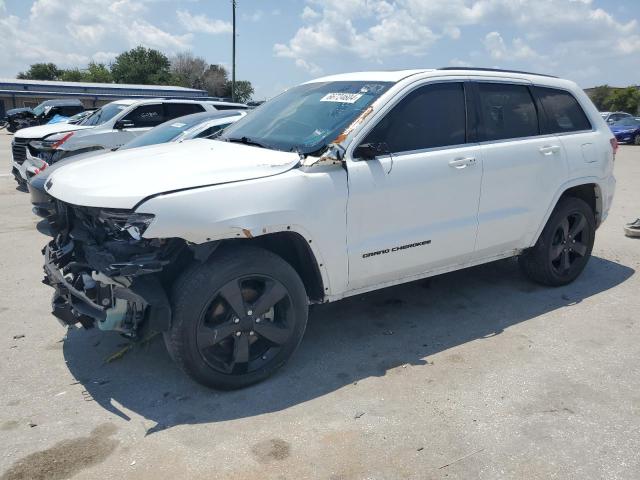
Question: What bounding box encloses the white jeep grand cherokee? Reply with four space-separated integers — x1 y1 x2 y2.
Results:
42 68 616 389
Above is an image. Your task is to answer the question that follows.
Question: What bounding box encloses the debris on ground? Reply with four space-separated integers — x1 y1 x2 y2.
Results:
383 330 394 335
12 334 25 340
28 422 37 428
438 448 485 469
354 411 365 419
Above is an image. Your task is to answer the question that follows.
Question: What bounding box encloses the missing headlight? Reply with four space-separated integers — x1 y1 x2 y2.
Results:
97 209 155 240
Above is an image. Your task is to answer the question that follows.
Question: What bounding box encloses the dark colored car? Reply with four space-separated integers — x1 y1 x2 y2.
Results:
610 117 640 145
6 99 84 132
29 110 244 220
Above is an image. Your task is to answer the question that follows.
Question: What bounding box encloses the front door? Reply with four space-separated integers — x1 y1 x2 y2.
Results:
346 81 483 291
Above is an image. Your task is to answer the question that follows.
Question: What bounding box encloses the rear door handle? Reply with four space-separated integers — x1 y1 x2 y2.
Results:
539 145 561 156
449 157 476 169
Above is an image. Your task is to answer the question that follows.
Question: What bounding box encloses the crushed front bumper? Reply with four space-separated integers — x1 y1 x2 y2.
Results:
43 240 172 335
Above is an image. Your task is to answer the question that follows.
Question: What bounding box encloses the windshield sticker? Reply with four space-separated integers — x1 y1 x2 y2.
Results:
170 123 186 128
320 93 363 104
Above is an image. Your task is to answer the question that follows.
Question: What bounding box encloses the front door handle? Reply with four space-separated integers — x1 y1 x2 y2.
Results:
539 145 561 156
449 157 476 169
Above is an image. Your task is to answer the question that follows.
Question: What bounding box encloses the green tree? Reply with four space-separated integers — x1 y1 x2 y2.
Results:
202 64 229 97
606 87 640 114
110 46 171 85
587 85 613 111
170 51 207 89
17 62 61 80
224 80 254 103
85 62 113 83
58 68 85 82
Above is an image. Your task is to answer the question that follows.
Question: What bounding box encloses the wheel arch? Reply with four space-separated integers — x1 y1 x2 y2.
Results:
207 231 327 304
531 178 603 247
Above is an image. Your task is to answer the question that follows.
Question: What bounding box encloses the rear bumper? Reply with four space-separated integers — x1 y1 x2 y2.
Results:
600 174 616 225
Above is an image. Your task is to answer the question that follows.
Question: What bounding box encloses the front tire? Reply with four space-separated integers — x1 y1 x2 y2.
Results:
165 246 308 389
519 196 595 286
634 134 640 146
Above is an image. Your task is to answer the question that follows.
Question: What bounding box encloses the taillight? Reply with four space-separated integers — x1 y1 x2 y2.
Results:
610 137 618 157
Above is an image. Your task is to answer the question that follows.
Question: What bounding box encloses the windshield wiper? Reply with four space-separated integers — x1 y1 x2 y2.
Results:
226 136 270 149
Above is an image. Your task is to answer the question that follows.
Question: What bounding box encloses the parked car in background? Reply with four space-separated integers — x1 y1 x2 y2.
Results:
29 110 246 218
601 111 633 124
41 68 616 389
6 99 85 133
609 117 640 145
11 99 242 188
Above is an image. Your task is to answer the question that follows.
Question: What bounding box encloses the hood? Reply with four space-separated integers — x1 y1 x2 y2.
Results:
45 139 300 209
15 122 94 140
610 125 638 132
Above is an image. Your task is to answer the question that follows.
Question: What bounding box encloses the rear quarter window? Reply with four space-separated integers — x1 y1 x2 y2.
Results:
533 87 592 134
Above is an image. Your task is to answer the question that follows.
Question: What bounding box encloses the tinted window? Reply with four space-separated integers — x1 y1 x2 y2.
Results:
477 83 538 141
123 104 164 128
164 103 205 119
214 104 248 110
361 82 466 153
534 87 592 133
82 103 128 126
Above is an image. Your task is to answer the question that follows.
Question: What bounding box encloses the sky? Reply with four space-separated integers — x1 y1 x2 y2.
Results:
0 0 638 99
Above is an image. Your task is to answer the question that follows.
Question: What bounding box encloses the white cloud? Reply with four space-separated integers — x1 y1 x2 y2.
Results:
0 0 194 77
177 10 232 34
301 6 320 21
276 0 640 85
242 9 263 22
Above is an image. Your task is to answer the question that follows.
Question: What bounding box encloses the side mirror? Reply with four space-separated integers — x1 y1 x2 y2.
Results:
354 142 389 160
114 119 135 130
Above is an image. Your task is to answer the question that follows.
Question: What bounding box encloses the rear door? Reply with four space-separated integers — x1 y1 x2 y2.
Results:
164 102 206 121
346 80 483 291
532 86 598 179
473 81 569 257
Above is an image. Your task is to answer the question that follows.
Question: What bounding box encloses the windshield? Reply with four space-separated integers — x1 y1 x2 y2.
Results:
81 103 129 126
121 116 208 150
219 81 392 154
32 102 49 116
612 118 640 127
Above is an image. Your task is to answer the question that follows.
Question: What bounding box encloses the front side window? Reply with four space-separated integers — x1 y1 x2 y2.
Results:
477 83 538 141
81 103 128 126
122 104 164 128
219 81 392 154
360 82 466 154
534 87 592 134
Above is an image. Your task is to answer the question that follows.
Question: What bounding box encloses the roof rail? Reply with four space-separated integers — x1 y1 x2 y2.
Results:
438 67 557 78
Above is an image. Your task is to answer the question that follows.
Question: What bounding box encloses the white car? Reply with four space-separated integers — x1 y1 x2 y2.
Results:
11 98 247 187
42 68 616 389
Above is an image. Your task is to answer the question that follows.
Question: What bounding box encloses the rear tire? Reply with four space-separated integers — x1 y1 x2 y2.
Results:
165 246 308 389
634 134 640 146
519 196 595 286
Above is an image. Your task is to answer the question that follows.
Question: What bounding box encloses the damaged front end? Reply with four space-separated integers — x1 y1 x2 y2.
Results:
43 202 187 337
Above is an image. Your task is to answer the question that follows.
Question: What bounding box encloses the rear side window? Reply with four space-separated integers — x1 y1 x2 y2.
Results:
214 105 248 110
123 104 164 128
534 87 592 134
477 83 538 141
362 82 466 153
164 103 205 119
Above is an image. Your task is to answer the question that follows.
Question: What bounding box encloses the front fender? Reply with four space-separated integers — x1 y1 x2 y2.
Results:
138 167 349 297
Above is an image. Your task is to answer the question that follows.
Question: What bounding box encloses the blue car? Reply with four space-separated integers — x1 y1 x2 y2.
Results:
610 117 640 145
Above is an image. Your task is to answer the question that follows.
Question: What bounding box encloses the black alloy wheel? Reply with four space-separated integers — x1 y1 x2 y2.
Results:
519 196 595 286
196 275 294 375
548 211 590 278
166 246 308 389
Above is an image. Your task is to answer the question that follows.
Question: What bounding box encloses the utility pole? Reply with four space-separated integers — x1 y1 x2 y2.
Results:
232 0 236 102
